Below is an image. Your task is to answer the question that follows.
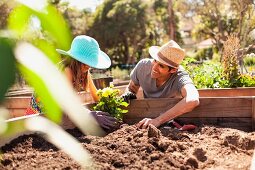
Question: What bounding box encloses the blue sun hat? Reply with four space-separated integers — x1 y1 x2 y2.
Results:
56 35 111 69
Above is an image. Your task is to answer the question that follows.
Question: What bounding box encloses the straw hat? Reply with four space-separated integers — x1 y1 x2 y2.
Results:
56 35 111 69
149 40 185 68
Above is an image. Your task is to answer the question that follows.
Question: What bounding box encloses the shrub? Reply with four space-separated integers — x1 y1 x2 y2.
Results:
194 47 213 61
244 53 255 66
111 66 130 80
184 60 228 88
182 56 255 88
236 74 255 87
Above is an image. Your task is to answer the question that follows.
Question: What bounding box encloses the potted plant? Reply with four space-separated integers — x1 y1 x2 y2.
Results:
93 85 129 121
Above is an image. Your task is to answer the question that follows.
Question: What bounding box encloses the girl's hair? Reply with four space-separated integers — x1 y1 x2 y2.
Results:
59 58 89 92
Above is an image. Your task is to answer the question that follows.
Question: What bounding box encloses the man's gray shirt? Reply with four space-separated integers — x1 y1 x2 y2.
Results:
130 58 194 98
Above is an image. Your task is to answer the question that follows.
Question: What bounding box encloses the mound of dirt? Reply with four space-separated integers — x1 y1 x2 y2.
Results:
1 125 255 169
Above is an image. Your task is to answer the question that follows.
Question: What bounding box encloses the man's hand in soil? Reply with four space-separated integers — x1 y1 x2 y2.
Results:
136 118 161 129
90 111 119 130
121 91 137 103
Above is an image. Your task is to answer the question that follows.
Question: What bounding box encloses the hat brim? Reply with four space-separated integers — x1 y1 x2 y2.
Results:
56 49 111 69
149 46 178 68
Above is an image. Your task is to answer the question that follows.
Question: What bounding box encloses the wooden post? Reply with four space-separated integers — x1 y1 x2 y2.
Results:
168 0 175 40
252 97 255 131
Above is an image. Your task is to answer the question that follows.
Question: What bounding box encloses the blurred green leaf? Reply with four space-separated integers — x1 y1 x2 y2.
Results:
0 107 9 135
8 4 72 51
18 64 62 123
35 5 72 50
2 117 26 138
33 39 61 64
0 38 15 103
7 5 33 37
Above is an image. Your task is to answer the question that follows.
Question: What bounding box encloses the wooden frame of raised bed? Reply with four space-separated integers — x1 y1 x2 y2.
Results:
125 97 255 132
4 87 255 119
1 87 255 147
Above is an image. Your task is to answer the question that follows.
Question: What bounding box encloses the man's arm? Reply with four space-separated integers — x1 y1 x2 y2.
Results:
121 80 140 102
137 83 200 129
126 80 140 94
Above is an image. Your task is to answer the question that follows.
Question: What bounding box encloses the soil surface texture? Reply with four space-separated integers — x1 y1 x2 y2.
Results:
1 124 255 170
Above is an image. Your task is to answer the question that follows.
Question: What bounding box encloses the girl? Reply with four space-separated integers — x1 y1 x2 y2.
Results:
61 58 99 102
25 35 117 130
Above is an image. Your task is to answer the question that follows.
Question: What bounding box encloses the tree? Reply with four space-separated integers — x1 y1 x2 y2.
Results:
177 0 255 53
49 1 92 37
168 0 175 40
231 0 255 47
153 0 183 44
87 0 148 64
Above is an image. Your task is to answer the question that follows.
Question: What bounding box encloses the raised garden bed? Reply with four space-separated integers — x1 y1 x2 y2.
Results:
3 87 255 119
1 95 255 169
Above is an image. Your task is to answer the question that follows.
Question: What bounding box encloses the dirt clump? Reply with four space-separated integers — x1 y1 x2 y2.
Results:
1 124 255 169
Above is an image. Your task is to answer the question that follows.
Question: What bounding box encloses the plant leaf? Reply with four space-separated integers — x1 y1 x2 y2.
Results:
120 101 129 107
8 4 72 51
0 38 15 103
32 39 61 64
36 5 72 50
18 64 62 123
7 5 34 37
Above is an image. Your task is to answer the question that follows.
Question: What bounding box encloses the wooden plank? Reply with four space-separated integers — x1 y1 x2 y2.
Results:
183 97 252 118
5 89 32 97
125 97 253 119
177 117 251 128
9 109 27 118
4 97 31 109
131 87 255 98
252 97 255 131
198 87 255 97
178 117 252 132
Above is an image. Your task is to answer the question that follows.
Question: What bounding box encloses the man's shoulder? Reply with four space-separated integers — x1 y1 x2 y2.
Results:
132 58 152 76
176 66 189 76
137 58 153 67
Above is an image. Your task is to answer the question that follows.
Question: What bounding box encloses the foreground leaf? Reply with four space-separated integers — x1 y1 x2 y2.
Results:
0 38 15 103
18 64 62 123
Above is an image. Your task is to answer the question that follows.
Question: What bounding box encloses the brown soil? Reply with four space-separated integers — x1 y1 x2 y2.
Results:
1 124 255 170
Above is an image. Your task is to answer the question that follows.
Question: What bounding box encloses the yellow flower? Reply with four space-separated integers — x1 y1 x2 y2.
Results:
102 87 114 97
93 85 129 121
97 89 103 94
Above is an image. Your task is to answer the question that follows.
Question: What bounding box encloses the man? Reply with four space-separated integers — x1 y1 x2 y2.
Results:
124 40 199 129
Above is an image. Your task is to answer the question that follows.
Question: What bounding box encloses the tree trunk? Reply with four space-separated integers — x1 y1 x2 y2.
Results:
168 0 175 40
124 38 130 64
